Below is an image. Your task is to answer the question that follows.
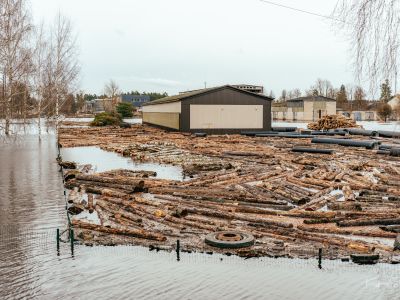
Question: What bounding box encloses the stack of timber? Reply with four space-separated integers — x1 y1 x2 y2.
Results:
307 115 360 130
58 123 400 262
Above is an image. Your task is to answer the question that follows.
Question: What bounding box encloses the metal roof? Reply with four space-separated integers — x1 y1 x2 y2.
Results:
287 96 336 102
142 85 274 106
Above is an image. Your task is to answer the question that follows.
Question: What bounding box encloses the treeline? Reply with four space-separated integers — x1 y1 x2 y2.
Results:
121 91 168 101
0 0 79 135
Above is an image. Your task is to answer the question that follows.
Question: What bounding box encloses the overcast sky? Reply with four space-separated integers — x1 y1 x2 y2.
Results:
30 0 354 96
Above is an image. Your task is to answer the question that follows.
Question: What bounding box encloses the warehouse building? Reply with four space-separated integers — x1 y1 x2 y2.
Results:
119 94 150 107
272 96 336 121
142 85 273 134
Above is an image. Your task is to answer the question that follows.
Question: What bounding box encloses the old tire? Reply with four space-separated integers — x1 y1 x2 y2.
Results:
205 231 255 249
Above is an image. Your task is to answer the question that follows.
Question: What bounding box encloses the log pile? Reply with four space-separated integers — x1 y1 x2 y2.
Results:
58 123 400 262
307 115 360 130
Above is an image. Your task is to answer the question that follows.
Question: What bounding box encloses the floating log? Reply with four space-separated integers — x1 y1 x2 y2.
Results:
71 220 166 241
75 174 145 189
59 161 77 169
338 218 400 227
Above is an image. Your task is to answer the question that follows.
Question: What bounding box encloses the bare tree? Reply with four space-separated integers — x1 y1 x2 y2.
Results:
345 84 355 101
286 89 302 100
0 0 33 135
353 86 367 110
104 79 120 111
334 1 400 92
32 22 48 137
50 13 79 129
292 88 302 98
308 78 334 97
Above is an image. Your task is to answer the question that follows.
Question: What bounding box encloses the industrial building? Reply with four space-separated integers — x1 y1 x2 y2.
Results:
232 84 264 94
119 94 150 107
142 85 273 134
84 98 114 113
272 96 336 121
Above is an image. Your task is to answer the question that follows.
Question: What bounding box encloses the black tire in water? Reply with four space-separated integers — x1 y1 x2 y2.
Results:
205 231 255 249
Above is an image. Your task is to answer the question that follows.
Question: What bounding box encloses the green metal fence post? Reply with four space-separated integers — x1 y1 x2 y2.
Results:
70 228 74 257
56 228 60 256
318 248 322 269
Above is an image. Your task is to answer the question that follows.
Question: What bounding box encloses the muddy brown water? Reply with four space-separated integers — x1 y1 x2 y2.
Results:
1 126 400 299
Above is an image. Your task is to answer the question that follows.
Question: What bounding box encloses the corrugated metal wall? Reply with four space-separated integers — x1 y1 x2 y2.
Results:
142 112 180 130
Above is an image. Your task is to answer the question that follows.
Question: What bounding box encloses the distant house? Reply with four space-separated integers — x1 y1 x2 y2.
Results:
119 94 150 107
388 95 400 110
272 96 336 121
84 98 114 113
337 109 377 121
388 96 400 120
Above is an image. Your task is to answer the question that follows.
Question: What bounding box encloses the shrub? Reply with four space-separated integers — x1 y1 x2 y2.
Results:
116 102 134 118
377 103 393 122
90 112 122 126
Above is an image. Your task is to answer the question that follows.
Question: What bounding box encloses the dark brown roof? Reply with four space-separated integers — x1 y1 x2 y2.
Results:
142 85 274 106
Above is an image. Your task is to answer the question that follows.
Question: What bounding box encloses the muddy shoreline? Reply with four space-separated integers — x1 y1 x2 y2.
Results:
58 122 400 263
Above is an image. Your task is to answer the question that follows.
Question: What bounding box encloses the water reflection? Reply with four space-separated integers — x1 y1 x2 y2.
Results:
60 146 183 181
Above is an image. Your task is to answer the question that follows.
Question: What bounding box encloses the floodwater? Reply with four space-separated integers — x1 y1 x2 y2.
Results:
1 122 400 300
61 146 183 181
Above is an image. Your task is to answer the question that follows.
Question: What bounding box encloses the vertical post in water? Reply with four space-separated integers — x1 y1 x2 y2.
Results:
318 248 322 269
70 228 74 257
56 228 60 256
176 240 180 262
64 190 67 210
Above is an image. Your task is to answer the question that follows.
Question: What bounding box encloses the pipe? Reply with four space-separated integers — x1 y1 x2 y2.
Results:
310 131 336 136
378 131 400 138
347 128 379 137
256 133 315 138
193 133 207 137
292 147 334 154
241 131 278 137
272 127 297 132
311 138 380 149
390 148 400 157
376 150 391 155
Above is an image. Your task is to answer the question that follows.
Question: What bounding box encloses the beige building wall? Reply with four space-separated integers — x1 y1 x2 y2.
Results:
142 112 180 130
190 105 263 129
389 97 400 109
272 100 336 121
303 101 314 121
326 102 336 115
142 101 181 113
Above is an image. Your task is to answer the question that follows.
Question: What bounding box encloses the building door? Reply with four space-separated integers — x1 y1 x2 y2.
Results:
318 110 322 119
354 112 362 121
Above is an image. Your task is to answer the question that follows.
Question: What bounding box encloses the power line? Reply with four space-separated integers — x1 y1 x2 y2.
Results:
259 0 345 23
